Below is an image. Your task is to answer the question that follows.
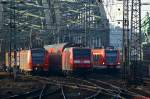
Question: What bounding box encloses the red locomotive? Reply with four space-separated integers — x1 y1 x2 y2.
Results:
92 48 120 69
44 43 92 74
5 48 48 74
104 49 120 68
92 49 105 68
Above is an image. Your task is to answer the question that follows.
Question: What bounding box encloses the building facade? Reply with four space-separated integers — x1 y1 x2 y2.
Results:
103 0 123 48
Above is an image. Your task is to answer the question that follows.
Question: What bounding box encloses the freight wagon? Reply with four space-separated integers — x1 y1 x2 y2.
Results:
44 43 92 74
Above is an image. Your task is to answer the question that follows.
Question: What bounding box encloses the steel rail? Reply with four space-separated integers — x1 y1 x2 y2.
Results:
88 78 147 98
61 86 67 99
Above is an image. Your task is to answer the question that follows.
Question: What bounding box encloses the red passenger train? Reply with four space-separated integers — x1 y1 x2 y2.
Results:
5 48 48 74
44 43 92 74
105 49 120 68
92 49 105 68
92 48 120 69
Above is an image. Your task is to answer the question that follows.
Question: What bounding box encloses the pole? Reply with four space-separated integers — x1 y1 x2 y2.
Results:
123 0 130 84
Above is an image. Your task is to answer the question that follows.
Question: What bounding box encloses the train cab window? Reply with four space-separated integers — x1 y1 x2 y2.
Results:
31 49 45 64
105 50 117 63
73 48 91 59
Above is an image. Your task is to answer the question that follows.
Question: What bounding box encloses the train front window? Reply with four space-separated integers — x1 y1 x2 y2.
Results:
105 50 117 63
31 49 45 64
73 49 91 59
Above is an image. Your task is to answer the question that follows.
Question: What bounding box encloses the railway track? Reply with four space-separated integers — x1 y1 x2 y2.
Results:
89 73 150 98
143 77 150 84
60 76 124 98
67 75 150 98
88 78 148 99
37 75 150 99
33 76 115 99
4 84 60 99
4 75 98 99
4 75 150 99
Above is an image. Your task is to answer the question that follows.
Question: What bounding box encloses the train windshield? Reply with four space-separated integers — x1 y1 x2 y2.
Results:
105 50 117 63
73 48 91 59
31 49 45 64
93 55 101 62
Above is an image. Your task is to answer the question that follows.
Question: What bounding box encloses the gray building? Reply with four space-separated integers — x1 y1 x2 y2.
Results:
103 0 123 49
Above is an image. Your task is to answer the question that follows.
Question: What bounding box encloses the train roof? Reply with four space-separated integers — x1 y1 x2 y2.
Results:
44 42 84 52
30 48 45 51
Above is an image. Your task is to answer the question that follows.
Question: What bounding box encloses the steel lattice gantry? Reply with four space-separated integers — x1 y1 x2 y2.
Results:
46 0 109 48
0 0 55 67
123 0 130 82
0 0 109 49
130 0 142 62
1 0 53 50
123 0 143 85
130 0 142 84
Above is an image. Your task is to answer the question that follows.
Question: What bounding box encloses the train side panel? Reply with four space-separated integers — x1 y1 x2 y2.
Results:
62 48 73 71
19 50 31 71
5 53 9 67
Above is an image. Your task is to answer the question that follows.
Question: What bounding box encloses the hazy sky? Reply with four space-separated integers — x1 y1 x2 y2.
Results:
141 0 150 18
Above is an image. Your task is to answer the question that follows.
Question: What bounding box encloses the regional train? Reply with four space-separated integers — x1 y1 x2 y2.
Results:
5 48 48 74
4 43 121 75
5 43 92 75
92 48 120 69
44 43 92 74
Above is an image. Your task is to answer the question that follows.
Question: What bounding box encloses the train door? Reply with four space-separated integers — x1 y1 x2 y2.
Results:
62 48 72 71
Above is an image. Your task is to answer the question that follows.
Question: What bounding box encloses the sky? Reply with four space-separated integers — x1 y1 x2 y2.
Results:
141 0 150 18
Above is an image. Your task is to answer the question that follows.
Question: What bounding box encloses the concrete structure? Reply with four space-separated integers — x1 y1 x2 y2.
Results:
103 0 123 48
